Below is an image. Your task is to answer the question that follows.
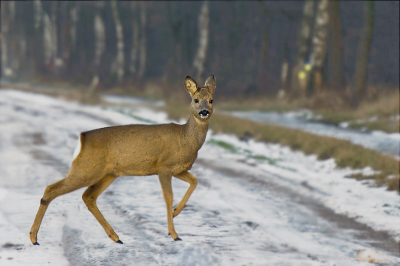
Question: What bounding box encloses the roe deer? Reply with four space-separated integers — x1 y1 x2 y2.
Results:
30 74 216 244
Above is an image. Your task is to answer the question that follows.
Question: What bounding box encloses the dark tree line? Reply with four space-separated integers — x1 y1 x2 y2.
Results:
1 1 398 102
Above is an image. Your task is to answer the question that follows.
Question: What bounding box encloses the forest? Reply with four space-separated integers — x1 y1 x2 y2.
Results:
1 1 399 106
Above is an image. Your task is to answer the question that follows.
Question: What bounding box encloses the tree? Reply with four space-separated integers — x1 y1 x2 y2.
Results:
279 40 289 98
111 0 124 83
137 1 146 80
31 0 46 76
309 0 329 95
291 0 314 97
256 2 272 95
129 2 139 75
327 1 345 91
1 1 11 78
354 1 374 106
193 1 209 81
88 3 105 96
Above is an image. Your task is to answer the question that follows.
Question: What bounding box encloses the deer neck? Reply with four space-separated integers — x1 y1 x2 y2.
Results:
184 114 209 150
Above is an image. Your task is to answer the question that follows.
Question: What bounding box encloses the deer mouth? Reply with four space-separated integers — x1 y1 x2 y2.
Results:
198 110 210 119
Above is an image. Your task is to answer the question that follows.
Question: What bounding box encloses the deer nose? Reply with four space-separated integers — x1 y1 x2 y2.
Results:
199 110 210 116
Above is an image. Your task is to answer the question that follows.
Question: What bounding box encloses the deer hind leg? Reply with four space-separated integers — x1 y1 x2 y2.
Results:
158 170 181 241
172 171 197 218
30 177 86 245
82 174 120 243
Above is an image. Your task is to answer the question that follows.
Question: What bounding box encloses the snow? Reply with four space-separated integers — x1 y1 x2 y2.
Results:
202 133 400 241
102 94 165 107
0 89 399 265
372 130 400 140
230 110 400 158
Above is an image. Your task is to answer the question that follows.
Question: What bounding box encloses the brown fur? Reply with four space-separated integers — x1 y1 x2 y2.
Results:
30 75 216 244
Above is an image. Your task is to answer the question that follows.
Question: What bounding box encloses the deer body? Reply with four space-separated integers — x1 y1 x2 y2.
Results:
77 116 207 179
30 75 216 244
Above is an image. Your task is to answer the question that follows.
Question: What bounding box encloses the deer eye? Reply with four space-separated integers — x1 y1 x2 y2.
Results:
209 99 213 104
194 99 199 103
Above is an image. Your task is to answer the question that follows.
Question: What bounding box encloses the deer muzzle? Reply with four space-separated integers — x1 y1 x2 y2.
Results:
199 110 210 118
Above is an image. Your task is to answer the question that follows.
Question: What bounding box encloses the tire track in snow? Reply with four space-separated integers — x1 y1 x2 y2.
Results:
197 159 399 257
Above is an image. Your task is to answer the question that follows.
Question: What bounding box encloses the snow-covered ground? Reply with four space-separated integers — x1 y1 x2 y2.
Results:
0 89 399 265
230 110 400 158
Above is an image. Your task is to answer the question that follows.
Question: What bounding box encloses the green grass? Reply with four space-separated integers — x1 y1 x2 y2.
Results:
208 113 399 191
348 119 398 133
207 138 282 167
207 139 238 153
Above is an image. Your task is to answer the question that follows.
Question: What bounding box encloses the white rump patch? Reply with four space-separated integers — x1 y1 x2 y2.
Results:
72 135 82 160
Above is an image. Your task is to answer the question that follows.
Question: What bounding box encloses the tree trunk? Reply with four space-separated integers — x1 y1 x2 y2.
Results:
60 2 69 61
42 10 56 72
94 12 105 68
256 2 271 95
129 2 139 75
257 26 269 88
51 1 58 59
16 3 27 78
51 1 60 75
167 2 184 78
279 40 289 98
111 0 124 83
19 1 37 79
89 8 105 96
138 1 147 80
193 1 209 81
309 0 329 95
32 0 45 76
327 1 345 91
354 1 374 106
291 0 314 97
70 3 79 49
1 1 21 79
65 2 79 77
33 0 43 30
1 1 11 78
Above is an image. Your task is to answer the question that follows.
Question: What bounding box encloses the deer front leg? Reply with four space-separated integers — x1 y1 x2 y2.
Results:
173 171 197 218
158 170 181 241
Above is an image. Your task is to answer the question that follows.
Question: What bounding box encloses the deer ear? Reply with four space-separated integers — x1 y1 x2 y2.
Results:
185 76 198 96
205 74 216 95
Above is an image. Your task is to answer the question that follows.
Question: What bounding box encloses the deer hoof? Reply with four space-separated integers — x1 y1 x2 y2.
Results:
116 240 123 244
174 237 182 241
33 242 40 246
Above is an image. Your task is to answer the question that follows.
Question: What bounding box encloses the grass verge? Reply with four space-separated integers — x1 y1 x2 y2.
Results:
210 113 399 191
218 89 399 133
165 98 399 192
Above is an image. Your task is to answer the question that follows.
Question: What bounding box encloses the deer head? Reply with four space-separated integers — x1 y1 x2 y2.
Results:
185 74 216 122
